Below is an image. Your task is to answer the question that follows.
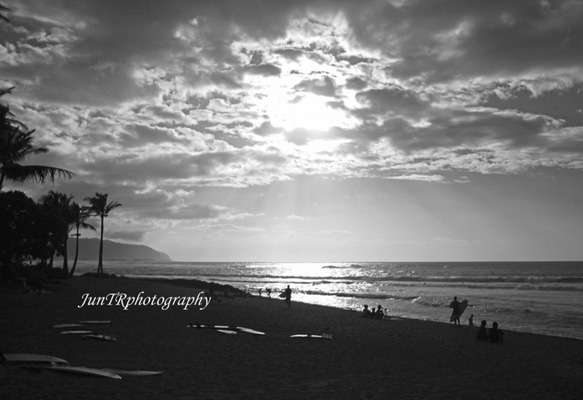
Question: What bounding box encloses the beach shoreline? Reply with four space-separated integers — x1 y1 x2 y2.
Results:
1 275 582 399
69 260 583 342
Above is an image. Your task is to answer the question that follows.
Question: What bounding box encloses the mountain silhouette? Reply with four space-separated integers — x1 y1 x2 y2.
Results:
67 238 172 261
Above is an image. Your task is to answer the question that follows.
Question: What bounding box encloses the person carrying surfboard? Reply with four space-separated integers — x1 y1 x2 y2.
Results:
283 285 292 307
449 296 461 326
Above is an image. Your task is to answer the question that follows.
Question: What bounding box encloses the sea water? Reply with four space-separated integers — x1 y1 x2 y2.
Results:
73 261 583 340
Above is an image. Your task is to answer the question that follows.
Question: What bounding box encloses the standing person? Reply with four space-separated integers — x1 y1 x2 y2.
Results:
283 285 292 307
468 314 474 327
450 296 461 326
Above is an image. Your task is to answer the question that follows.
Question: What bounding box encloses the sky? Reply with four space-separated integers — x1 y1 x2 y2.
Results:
1 0 583 262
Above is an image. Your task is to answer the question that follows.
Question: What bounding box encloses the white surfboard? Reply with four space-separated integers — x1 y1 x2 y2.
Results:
53 323 85 329
46 365 122 379
82 334 117 342
187 324 265 335
237 327 266 335
217 329 237 335
60 330 93 335
1 353 69 366
101 368 163 376
187 323 234 330
290 334 333 339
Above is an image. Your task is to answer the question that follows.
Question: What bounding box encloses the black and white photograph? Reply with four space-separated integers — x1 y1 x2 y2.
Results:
1 1 583 398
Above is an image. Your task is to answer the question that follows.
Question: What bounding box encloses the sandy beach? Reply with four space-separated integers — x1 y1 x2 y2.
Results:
1 276 582 400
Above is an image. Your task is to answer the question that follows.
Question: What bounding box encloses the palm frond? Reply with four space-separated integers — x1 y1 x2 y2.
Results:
4 164 75 184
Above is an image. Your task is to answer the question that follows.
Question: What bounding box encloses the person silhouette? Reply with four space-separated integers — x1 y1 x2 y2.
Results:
450 296 461 326
362 305 372 318
477 320 489 341
374 305 384 319
283 285 292 307
489 322 504 343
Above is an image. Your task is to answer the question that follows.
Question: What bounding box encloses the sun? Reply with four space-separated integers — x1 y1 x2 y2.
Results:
267 93 350 132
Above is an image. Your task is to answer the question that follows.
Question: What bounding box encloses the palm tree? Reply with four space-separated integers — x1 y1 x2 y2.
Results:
40 191 74 274
68 202 95 277
1 90 74 191
84 193 122 277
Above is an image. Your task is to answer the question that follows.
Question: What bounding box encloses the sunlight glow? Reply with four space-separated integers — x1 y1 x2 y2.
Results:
267 93 351 132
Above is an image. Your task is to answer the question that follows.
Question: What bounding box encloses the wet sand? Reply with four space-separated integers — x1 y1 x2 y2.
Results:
1 276 582 399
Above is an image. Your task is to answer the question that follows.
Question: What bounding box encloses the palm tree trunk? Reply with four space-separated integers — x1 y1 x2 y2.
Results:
69 231 80 278
62 235 69 276
97 215 104 277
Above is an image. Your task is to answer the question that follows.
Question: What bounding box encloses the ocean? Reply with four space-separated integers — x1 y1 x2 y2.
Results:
73 260 583 340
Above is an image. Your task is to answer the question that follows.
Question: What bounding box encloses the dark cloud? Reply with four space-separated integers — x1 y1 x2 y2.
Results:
243 64 282 77
345 77 367 91
354 0 583 82
273 48 305 61
294 76 337 97
480 84 583 128
355 87 429 119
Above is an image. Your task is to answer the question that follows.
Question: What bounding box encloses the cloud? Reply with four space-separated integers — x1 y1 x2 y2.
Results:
244 63 282 77
253 121 283 136
2 0 583 230
294 75 337 97
354 86 429 119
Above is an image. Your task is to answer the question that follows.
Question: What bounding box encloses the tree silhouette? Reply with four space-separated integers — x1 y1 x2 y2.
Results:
69 202 95 277
84 193 122 277
39 191 74 274
1 89 74 191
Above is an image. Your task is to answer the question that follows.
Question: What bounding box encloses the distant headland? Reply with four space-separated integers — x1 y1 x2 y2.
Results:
67 238 172 262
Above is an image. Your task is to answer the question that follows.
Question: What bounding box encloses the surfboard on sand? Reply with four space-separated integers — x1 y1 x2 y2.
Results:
82 334 117 342
60 330 93 335
53 323 85 329
217 329 237 335
187 323 235 330
45 366 122 379
1 353 69 366
187 324 266 335
101 368 163 376
237 327 266 336
290 334 333 339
